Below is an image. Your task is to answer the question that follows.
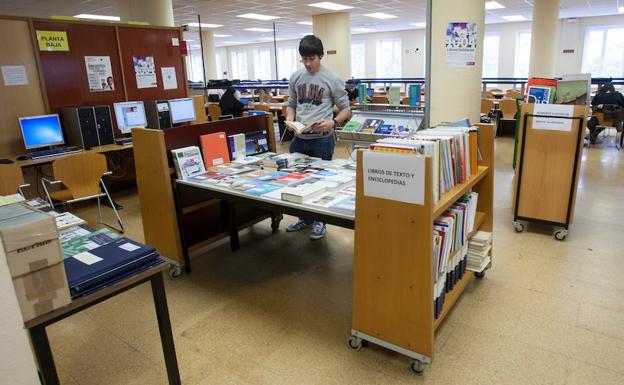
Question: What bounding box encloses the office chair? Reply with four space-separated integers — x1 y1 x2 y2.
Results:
207 104 222 121
497 98 518 136
41 152 124 232
0 163 29 196
505 89 523 99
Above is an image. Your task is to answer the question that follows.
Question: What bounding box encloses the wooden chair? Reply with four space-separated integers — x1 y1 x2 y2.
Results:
371 96 389 104
480 98 495 116
489 88 503 93
252 104 270 113
401 96 410 105
482 90 494 98
0 163 29 196
207 104 222 121
282 95 289 102
41 152 124 232
593 110 623 150
498 98 517 119
505 89 523 99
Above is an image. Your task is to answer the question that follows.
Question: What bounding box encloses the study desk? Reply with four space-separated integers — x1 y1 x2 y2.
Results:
173 178 355 273
25 262 181 385
9 143 133 168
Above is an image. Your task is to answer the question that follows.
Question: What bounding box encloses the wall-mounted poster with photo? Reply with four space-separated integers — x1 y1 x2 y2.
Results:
133 55 157 89
84 56 114 92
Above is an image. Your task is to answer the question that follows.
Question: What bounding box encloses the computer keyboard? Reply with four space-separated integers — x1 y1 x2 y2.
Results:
115 137 133 145
29 146 81 159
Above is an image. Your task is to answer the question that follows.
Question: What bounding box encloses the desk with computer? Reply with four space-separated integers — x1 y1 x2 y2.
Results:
12 97 198 162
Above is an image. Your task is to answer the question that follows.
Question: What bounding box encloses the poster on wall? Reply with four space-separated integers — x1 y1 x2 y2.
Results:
133 56 157 89
84 56 114 92
1 65 28 86
445 22 477 68
161 67 178 90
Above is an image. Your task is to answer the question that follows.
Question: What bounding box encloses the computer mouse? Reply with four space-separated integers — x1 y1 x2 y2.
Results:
16 155 29 161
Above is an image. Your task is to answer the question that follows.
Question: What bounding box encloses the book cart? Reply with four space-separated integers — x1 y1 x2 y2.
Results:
348 123 494 373
512 104 587 240
336 104 426 154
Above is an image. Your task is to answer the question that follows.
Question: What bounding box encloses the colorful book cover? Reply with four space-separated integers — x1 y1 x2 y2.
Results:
388 86 400 106
172 146 206 180
328 195 356 214
245 130 269 155
199 132 230 168
274 172 308 185
245 182 284 196
375 124 395 135
362 119 384 131
342 120 361 132
358 83 368 104
409 84 421 106
61 228 121 259
527 86 554 104
555 80 589 105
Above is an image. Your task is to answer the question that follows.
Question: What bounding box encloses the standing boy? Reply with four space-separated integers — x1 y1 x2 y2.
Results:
285 35 351 240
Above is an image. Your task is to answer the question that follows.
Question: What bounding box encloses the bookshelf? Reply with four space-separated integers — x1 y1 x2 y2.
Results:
349 123 494 373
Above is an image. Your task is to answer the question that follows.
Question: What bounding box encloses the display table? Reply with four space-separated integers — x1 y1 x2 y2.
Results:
25 262 180 385
173 178 355 272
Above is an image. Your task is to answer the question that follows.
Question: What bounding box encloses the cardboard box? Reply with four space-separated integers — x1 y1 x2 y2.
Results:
12 262 71 322
0 204 62 277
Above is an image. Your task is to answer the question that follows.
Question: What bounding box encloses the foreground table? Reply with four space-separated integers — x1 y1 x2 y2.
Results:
25 262 180 385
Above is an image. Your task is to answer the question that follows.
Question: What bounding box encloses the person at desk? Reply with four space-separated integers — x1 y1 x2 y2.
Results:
284 35 351 241
588 82 624 144
219 86 245 118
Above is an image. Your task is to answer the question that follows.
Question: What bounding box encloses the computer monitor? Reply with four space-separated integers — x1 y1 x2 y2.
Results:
168 98 196 124
113 101 147 134
18 114 65 150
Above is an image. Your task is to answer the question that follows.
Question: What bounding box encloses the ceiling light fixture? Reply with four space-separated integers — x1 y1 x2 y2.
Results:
188 22 223 28
410 22 426 28
297 21 313 25
353 27 375 33
244 27 274 32
213 34 232 38
308 2 354 11
485 1 505 10
364 12 398 20
237 13 280 21
502 15 527 21
73 14 120 21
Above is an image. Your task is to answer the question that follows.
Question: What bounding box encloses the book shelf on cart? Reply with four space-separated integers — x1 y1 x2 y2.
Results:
348 123 494 373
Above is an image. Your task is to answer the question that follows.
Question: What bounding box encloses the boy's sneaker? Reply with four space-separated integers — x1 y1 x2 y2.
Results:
286 219 313 232
309 222 326 240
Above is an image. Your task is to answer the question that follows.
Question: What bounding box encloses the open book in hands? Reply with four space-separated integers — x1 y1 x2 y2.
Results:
285 120 319 135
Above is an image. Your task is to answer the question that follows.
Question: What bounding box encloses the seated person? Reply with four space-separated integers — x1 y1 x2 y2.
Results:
218 87 245 118
588 82 624 143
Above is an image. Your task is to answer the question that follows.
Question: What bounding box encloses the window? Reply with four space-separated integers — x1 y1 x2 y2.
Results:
514 31 531 78
230 50 248 80
482 33 500 78
215 53 226 79
184 44 204 83
351 41 366 78
277 46 298 79
582 25 624 78
376 39 402 78
253 48 272 80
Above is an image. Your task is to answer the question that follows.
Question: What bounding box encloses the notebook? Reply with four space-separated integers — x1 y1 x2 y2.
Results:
200 132 230 168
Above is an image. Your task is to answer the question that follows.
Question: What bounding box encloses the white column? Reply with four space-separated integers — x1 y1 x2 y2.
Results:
312 12 351 80
201 30 217 81
427 0 485 126
118 0 174 27
528 0 560 78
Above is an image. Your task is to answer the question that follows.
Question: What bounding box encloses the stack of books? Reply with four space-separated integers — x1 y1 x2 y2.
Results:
467 231 492 273
433 192 479 320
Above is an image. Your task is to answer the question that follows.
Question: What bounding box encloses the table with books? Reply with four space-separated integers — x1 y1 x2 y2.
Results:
0 199 180 385
172 151 358 272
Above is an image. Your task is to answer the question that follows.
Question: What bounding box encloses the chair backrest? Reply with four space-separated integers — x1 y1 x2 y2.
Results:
480 98 495 115
52 152 108 199
0 163 25 196
593 111 615 127
253 104 270 113
190 95 208 125
498 98 518 119
489 88 503 93
207 104 221 121
482 91 494 98
371 96 389 104
505 89 522 99
401 96 410 105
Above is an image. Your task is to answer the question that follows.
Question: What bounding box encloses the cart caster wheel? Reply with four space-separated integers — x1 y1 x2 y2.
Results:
513 221 525 233
475 270 486 279
347 336 363 351
409 360 425 375
554 229 567 241
270 215 282 233
169 266 182 279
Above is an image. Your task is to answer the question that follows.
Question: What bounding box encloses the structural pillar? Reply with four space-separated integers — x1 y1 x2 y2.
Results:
118 0 174 27
312 12 351 80
528 0 560 78
426 0 485 126
201 30 217 81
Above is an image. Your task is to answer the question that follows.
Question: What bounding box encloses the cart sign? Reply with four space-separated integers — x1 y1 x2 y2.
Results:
363 151 425 205
532 104 574 131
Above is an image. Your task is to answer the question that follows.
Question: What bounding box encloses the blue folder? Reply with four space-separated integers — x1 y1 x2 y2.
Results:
64 237 158 298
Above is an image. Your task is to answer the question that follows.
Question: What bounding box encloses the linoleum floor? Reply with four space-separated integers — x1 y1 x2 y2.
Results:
54 136 624 384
